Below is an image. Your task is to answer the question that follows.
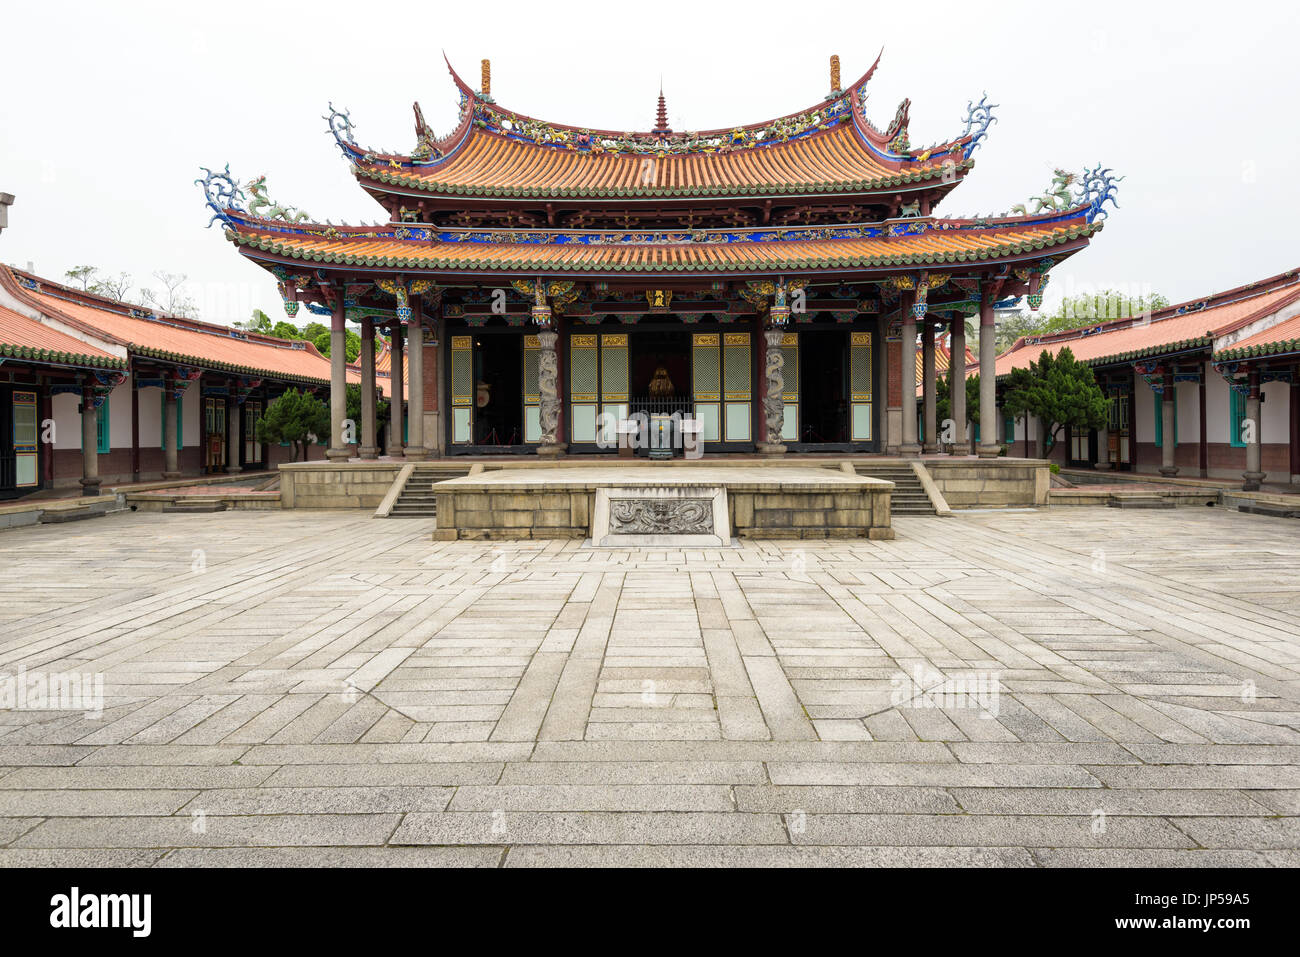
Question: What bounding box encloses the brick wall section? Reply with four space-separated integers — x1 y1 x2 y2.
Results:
423 341 438 412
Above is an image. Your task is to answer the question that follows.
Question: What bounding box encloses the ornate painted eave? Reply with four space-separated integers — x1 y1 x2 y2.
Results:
220 208 1099 278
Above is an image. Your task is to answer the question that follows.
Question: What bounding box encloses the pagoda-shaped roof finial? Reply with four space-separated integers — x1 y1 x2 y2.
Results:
654 81 671 134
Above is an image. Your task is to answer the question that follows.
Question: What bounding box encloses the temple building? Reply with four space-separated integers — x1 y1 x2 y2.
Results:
984 267 1300 489
201 54 1118 463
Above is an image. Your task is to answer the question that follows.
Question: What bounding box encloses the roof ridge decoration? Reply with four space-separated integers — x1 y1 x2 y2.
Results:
325 102 358 154
197 165 246 229
1075 166 1123 224
1007 166 1122 224
960 94 998 159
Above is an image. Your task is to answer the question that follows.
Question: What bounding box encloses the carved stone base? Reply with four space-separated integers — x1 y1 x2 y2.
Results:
161 471 182 480
325 447 352 462
1242 471 1266 492
1093 461 1113 471
537 443 568 459
1158 466 1179 478
975 444 1001 459
755 442 787 457
78 478 102 497
591 485 730 546
357 446 380 461
403 447 430 462
900 443 922 459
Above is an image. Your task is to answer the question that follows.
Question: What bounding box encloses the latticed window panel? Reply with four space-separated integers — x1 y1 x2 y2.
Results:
723 332 750 401
523 335 540 403
601 334 629 402
780 333 799 402
451 337 474 406
692 333 720 402
850 332 873 401
570 334 599 402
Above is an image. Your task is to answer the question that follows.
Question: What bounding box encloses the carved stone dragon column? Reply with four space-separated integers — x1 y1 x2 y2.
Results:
531 279 566 458
756 279 792 456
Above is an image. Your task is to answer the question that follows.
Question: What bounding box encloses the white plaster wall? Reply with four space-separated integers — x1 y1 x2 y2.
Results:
138 387 161 448
1262 381 1288 439
183 390 200 447
1206 371 1232 445
106 379 132 450
51 393 81 450
1134 383 1156 443
1176 382 1198 442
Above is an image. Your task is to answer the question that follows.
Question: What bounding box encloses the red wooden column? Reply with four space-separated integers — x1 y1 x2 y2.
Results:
899 289 920 457
1290 365 1299 483
130 367 140 479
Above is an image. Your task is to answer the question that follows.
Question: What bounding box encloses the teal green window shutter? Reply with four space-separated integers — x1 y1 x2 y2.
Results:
95 397 110 453
1229 389 1246 448
1003 414 1014 443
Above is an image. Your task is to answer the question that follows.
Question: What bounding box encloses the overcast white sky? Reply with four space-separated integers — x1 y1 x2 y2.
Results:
2 0 1297 323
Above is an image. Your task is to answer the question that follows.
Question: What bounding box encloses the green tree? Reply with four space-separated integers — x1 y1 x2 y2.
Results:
935 371 982 430
1048 290 1170 329
996 290 1170 352
238 309 274 334
1002 346 1107 456
308 328 361 362
65 265 99 290
301 321 329 342
255 388 329 461
344 383 388 439
271 320 303 340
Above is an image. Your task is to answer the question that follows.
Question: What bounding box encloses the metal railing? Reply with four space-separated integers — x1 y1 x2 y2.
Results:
629 395 695 418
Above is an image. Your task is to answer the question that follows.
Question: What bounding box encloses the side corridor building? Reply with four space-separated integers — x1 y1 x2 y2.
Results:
984 268 1300 488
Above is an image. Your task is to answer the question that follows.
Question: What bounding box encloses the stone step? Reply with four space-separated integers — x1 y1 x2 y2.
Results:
39 506 107 524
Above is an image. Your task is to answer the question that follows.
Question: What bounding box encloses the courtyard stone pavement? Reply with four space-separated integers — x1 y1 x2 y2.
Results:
0 506 1297 867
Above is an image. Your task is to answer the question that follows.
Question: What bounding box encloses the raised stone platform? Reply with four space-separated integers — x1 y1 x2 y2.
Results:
431 466 894 542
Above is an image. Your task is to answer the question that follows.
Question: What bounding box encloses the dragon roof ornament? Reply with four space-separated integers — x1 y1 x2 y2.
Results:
244 175 311 223
196 165 246 229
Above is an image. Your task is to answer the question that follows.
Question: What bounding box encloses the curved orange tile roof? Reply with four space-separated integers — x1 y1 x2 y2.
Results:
358 123 961 199
3 268 336 384
347 53 974 202
982 274 1300 378
1219 312 1300 359
0 304 123 367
